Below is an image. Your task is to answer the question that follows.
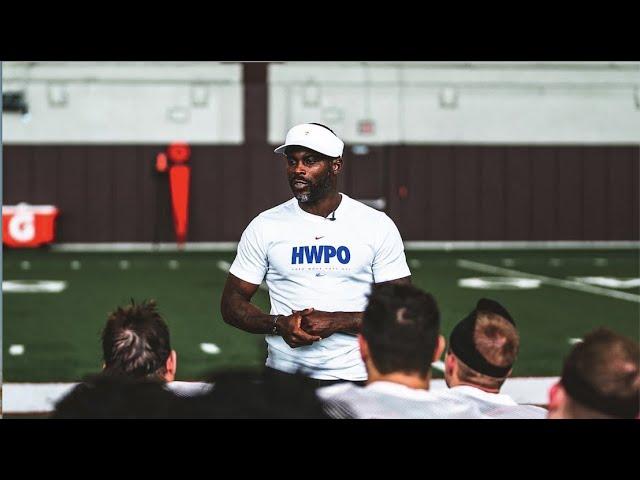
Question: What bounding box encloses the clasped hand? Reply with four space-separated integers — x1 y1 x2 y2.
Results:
278 308 338 348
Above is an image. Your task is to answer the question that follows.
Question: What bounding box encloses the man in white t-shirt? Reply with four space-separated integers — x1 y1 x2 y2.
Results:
317 283 484 418
220 122 411 384
433 298 547 419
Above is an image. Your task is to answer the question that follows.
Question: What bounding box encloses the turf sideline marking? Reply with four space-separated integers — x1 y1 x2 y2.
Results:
9 345 25 356
569 276 640 289
217 260 268 291
458 277 541 289
3 377 558 413
200 343 221 354
431 361 445 372
456 259 640 303
3 280 68 293
50 240 640 252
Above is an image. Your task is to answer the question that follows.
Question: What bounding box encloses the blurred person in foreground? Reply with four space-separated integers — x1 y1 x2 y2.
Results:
51 373 175 418
434 298 547 419
547 327 639 419
170 368 330 419
317 283 482 418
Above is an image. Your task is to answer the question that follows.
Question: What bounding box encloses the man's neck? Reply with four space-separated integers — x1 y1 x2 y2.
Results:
449 380 500 394
367 371 430 390
298 191 342 218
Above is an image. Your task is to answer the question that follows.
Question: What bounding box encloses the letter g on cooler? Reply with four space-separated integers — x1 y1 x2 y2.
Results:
9 211 36 243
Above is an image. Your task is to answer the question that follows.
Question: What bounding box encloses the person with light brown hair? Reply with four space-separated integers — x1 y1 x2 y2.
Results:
433 298 547 419
102 299 177 382
547 328 639 419
101 299 210 398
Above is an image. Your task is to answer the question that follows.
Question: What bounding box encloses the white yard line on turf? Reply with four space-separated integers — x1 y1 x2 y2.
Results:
50 241 640 253
199 343 221 354
9 344 25 355
52 242 239 252
406 241 640 250
3 377 558 413
456 259 640 303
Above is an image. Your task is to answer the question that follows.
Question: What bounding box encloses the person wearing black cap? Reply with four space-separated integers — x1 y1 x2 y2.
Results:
433 298 547 419
221 123 411 385
547 328 639 419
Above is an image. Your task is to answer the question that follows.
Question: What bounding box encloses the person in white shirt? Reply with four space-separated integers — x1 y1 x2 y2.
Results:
221 123 411 384
434 298 547 419
547 327 639 419
317 283 484 419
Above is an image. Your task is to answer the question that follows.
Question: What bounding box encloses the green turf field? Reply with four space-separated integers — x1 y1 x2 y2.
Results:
3 248 639 382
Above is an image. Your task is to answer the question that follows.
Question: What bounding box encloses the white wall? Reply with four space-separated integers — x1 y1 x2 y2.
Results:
2 62 244 144
4 62 639 146
269 62 640 145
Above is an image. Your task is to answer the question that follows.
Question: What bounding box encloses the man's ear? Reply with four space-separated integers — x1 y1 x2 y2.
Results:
165 350 177 382
433 335 446 362
332 157 343 174
445 351 456 376
358 334 369 363
547 382 565 418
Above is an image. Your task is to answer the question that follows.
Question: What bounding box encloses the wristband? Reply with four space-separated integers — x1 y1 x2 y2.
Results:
271 314 283 335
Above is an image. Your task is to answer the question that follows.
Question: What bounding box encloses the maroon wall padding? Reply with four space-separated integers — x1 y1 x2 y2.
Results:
504 146 531 240
583 146 608 240
453 146 480 240
530 146 557 240
387 145 639 241
3 142 638 243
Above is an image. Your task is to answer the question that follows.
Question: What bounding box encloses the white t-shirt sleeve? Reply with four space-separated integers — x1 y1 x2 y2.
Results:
372 214 411 284
229 216 268 285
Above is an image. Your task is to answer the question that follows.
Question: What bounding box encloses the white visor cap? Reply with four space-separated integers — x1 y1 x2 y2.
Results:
274 123 344 158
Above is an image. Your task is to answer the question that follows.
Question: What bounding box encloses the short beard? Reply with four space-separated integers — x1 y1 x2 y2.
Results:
295 192 312 203
292 170 333 204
